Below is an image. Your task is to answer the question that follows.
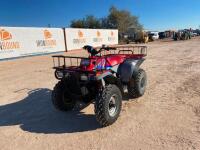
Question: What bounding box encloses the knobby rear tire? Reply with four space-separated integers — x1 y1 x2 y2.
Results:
128 69 147 98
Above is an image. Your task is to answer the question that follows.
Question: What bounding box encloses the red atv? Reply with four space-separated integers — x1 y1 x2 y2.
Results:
52 45 147 127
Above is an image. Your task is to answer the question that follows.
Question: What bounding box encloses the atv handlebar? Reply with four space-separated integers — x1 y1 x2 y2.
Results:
99 46 116 52
83 45 116 56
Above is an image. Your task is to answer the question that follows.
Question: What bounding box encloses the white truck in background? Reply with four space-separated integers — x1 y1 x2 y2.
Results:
149 31 159 40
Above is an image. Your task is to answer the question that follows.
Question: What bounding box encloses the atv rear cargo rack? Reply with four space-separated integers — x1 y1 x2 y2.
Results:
116 45 147 56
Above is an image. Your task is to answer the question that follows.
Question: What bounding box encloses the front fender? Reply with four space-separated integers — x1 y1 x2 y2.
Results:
96 72 123 92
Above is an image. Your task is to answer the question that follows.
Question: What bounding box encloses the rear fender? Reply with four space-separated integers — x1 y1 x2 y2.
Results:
117 59 145 83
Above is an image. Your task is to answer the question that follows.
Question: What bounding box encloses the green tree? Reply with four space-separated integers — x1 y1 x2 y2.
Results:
70 15 101 29
70 6 143 35
107 6 143 33
84 15 101 28
70 19 85 28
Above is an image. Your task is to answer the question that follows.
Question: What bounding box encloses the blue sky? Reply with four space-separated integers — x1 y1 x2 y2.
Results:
0 0 200 31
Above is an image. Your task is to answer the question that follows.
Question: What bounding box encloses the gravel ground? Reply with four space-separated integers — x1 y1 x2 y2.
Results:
0 38 200 150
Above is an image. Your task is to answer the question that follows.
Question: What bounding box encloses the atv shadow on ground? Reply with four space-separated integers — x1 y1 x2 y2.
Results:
0 88 100 134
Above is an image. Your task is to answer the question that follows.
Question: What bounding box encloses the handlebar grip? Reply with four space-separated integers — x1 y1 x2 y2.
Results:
109 47 117 50
105 47 116 50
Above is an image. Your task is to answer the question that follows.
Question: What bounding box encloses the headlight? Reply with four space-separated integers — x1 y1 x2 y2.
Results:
55 71 68 79
80 74 88 81
57 71 64 77
80 59 90 66
55 70 63 79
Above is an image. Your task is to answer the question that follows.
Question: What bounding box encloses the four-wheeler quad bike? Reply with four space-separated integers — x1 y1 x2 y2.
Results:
51 45 147 127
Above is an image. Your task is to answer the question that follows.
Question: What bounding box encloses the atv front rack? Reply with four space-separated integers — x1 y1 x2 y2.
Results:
52 55 89 69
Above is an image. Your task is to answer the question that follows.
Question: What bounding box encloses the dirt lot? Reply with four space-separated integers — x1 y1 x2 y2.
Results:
0 38 200 150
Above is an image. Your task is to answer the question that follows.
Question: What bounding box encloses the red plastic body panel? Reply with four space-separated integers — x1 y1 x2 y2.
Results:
79 54 145 72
